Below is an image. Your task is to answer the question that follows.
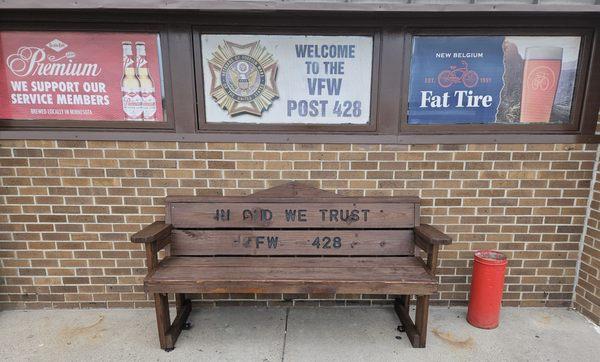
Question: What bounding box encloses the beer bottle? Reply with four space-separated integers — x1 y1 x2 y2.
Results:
135 42 157 121
121 41 143 121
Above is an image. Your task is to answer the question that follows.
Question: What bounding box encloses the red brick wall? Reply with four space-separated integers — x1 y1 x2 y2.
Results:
0 140 596 309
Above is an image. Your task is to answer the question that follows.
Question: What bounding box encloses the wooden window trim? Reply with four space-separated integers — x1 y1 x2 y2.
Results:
0 11 598 144
1 1 600 14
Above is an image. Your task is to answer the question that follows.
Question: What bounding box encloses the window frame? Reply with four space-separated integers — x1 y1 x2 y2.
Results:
399 27 594 135
0 22 176 132
192 26 383 134
0 10 597 144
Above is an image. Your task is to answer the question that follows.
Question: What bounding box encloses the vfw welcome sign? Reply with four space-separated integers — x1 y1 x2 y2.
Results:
201 34 373 124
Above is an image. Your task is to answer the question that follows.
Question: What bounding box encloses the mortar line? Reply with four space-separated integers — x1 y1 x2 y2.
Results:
281 307 290 362
572 143 599 305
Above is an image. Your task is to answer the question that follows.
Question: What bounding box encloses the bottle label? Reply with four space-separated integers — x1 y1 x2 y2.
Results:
122 92 143 120
141 93 157 120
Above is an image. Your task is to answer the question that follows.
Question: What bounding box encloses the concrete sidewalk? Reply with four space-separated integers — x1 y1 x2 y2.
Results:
0 307 598 362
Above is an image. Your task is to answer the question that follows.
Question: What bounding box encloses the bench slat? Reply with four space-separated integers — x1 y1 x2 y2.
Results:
144 256 437 295
170 229 415 256
146 280 436 295
158 256 425 268
169 202 416 229
150 267 433 281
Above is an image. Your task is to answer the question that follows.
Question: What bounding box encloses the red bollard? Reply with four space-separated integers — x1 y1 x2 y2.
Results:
467 250 508 329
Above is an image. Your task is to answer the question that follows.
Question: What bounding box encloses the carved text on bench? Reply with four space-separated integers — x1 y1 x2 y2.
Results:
233 234 344 249
215 207 371 223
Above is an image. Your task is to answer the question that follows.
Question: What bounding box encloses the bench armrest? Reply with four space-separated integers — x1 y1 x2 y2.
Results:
132 221 173 273
415 224 452 246
414 224 451 274
131 221 172 244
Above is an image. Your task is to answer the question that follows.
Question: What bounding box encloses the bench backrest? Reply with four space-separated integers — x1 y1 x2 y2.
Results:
165 182 420 257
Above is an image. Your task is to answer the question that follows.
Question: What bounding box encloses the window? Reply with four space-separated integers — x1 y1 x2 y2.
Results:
407 35 581 125
194 29 382 133
401 29 593 134
0 28 173 130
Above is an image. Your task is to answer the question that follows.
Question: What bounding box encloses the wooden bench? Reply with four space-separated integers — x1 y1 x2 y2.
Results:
131 182 452 350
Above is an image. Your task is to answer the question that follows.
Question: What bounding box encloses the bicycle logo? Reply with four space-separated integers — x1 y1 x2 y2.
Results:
437 60 479 88
527 66 555 91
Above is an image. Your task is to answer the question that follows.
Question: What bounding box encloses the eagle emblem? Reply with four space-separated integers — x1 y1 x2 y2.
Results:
208 41 278 116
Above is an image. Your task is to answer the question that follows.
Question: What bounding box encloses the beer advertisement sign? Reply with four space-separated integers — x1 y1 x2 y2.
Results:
408 36 581 125
201 34 373 124
0 31 164 122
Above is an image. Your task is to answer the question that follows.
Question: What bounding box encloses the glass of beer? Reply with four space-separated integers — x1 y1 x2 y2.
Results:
519 46 563 123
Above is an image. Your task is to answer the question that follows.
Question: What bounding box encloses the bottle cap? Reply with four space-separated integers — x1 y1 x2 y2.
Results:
135 42 147 56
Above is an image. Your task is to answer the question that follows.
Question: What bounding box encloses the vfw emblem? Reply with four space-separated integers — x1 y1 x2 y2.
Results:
208 41 278 116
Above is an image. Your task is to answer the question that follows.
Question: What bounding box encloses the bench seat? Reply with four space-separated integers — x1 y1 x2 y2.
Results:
144 256 438 295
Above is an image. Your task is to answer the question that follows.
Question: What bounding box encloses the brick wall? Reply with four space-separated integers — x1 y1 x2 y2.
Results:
0 140 597 309
574 155 600 324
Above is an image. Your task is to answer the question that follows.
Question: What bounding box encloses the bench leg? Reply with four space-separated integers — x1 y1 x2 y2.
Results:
415 295 429 348
394 295 430 348
154 293 173 351
399 294 410 310
176 293 192 330
175 293 185 314
153 293 193 351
